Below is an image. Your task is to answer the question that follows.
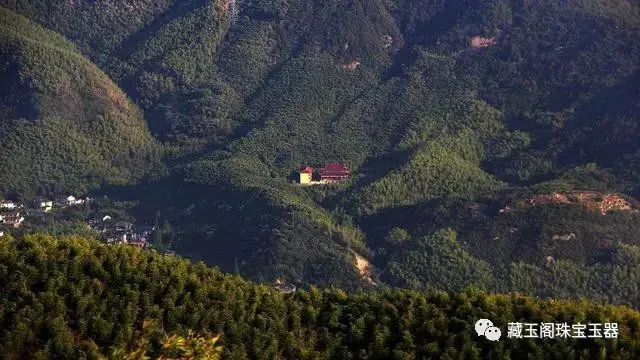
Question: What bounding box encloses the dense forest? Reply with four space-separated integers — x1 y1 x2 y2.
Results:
0 7 164 198
2 234 640 359
1 0 640 322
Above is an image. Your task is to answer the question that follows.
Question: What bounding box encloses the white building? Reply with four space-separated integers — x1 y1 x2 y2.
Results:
33 197 53 212
64 195 85 206
3 213 24 228
41 201 53 213
0 200 17 210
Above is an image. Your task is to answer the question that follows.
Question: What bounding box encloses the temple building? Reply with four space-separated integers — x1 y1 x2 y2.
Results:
297 163 351 184
319 163 351 183
299 166 314 184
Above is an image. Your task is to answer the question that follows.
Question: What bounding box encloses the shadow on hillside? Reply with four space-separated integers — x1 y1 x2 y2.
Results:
350 149 413 192
357 202 425 249
557 69 640 168
95 174 283 274
112 0 211 60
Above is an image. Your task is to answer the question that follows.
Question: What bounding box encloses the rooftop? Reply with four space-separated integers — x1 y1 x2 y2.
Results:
320 163 351 177
300 166 314 174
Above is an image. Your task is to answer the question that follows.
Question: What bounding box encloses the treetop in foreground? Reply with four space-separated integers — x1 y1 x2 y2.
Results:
1 234 639 359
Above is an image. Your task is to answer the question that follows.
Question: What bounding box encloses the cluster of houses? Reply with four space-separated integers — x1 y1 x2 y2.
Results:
0 200 24 229
34 195 88 214
0 195 90 230
87 216 154 249
298 162 351 185
0 196 158 251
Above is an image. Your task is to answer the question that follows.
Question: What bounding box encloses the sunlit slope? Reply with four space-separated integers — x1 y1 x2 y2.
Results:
2 0 640 298
0 7 163 196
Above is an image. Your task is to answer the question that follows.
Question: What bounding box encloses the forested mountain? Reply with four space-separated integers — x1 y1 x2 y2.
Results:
2 234 640 359
0 7 163 198
1 0 640 311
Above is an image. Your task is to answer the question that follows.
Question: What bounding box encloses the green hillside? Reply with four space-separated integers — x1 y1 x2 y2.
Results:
1 0 640 306
2 234 640 359
0 7 163 198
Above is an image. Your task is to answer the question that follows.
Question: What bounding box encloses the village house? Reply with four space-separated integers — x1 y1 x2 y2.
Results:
66 195 85 206
79 215 154 250
106 231 148 249
2 213 24 228
32 197 53 213
55 195 85 207
0 200 17 210
103 220 152 249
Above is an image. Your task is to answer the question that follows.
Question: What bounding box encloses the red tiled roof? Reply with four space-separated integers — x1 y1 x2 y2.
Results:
320 163 351 177
321 173 350 177
323 163 348 170
300 166 314 174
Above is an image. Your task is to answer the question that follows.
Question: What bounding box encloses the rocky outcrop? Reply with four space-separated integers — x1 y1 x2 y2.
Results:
508 191 638 215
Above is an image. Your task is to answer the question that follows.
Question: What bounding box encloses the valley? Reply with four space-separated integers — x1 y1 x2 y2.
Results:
1 0 640 357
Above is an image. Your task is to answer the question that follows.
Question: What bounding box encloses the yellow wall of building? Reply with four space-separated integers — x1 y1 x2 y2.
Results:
299 172 312 184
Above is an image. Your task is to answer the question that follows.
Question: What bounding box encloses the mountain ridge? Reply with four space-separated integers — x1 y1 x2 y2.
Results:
1 0 640 305
0 6 163 197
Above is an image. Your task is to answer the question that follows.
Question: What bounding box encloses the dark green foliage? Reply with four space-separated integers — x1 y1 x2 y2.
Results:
365 193 640 308
387 229 497 291
0 7 163 197
385 227 409 244
176 157 367 289
2 234 640 359
1 0 640 304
